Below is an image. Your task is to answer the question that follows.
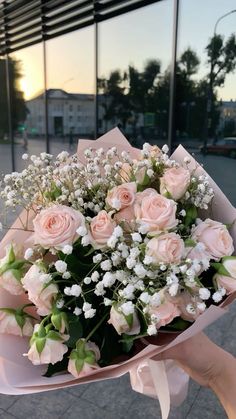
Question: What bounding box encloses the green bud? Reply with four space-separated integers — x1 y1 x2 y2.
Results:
51 310 68 333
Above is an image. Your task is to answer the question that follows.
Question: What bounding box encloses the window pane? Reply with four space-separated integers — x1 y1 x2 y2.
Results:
9 44 46 171
178 0 236 206
0 56 11 175
46 27 95 155
98 1 174 148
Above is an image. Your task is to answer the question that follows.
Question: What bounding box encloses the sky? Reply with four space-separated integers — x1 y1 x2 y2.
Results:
12 0 236 102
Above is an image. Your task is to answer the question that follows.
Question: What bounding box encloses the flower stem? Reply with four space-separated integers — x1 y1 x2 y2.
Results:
85 312 109 342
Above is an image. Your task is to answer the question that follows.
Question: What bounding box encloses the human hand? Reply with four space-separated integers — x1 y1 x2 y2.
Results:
155 332 230 388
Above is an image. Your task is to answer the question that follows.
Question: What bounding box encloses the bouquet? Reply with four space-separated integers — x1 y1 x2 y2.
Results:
0 128 236 418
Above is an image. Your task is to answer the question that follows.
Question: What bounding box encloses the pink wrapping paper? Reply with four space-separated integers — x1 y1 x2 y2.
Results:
0 128 235 419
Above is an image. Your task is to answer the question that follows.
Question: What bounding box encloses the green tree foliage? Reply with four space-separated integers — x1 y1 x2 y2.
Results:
206 33 236 87
98 33 236 142
0 57 27 138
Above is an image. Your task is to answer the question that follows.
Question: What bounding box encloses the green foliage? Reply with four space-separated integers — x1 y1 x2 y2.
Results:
66 314 83 348
0 58 27 137
162 317 191 331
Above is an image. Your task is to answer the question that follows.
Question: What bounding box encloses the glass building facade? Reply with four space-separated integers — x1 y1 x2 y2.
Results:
0 0 235 174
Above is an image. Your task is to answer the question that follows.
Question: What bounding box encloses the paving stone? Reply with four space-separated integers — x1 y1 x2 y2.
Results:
168 381 201 419
60 398 123 419
81 374 138 416
62 383 90 398
8 390 77 419
186 387 227 419
0 395 20 411
0 410 17 419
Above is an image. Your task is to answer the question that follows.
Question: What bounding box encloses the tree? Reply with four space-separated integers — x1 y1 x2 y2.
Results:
206 33 236 87
0 57 27 138
205 33 236 138
98 70 131 132
128 59 161 137
179 48 200 78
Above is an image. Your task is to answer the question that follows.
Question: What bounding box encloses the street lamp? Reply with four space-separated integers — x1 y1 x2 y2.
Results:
204 9 236 150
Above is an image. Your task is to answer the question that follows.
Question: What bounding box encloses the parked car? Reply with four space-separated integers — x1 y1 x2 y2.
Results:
200 137 236 158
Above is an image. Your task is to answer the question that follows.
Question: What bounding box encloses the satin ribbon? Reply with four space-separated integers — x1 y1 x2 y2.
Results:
129 350 189 419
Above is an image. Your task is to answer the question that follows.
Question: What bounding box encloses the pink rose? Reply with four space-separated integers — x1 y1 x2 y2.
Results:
214 274 236 295
192 219 234 260
106 182 136 210
134 191 177 233
108 306 140 335
114 205 135 225
146 233 184 264
33 205 85 250
22 264 58 316
149 300 180 328
160 167 190 200
173 292 204 322
25 326 68 365
89 210 116 249
0 244 24 295
135 188 157 205
0 310 33 336
68 340 100 378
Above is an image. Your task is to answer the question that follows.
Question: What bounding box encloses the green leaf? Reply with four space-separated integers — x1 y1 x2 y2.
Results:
184 206 198 227
67 315 83 348
10 269 23 281
75 358 84 373
162 317 191 331
7 245 16 264
15 314 25 329
36 337 46 354
125 313 133 329
211 262 230 276
121 334 134 353
47 330 63 341
184 238 196 247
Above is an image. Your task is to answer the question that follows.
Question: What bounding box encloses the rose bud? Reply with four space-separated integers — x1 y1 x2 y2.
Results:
0 243 25 295
222 256 236 279
214 273 236 295
108 305 140 335
0 308 34 337
24 324 68 365
68 339 100 378
51 309 68 333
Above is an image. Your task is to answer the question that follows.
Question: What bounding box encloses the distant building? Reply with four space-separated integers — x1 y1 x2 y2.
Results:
26 89 95 137
25 88 144 139
219 100 236 135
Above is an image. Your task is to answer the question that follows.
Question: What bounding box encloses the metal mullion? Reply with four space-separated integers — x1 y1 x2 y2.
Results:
94 21 98 139
5 55 15 171
167 0 179 152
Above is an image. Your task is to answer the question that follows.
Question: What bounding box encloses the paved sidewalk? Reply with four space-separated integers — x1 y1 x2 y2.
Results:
0 144 235 418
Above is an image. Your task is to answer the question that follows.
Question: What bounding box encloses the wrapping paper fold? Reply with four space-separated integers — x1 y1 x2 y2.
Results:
0 127 236 419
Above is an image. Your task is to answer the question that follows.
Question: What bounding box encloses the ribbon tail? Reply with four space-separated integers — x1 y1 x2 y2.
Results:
148 359 170 419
